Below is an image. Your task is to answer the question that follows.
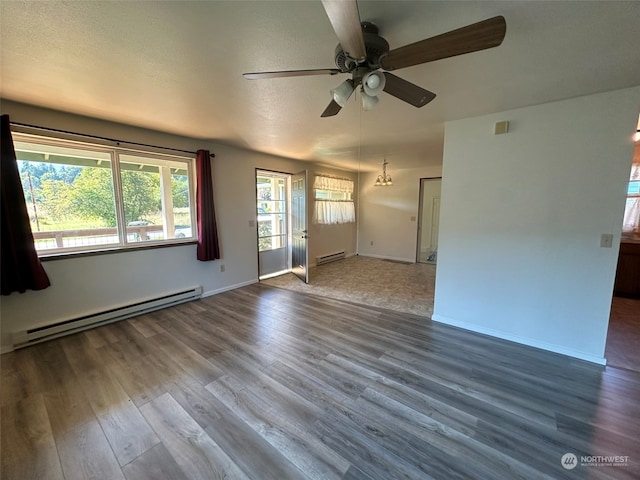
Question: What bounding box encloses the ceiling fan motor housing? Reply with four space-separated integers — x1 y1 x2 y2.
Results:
334 22 390 73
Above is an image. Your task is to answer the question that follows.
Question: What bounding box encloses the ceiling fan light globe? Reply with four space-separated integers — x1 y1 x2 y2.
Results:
362 71 386 96
367 75 380 89
331 80 354 107
361 92 379 111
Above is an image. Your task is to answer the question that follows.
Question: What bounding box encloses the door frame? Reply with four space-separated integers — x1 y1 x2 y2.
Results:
416 177 442 263
255 169 292 280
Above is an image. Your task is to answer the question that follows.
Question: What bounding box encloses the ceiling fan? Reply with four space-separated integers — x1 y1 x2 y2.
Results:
243 0 506 117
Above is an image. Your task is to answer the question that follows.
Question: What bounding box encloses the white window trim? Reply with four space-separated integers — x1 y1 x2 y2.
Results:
313 175 356 224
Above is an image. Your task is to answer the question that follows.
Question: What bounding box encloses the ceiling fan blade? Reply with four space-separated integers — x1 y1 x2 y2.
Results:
382 72 436 108
321 0 366 61
382 16 506 71
321 99 342 117
243 69 341 80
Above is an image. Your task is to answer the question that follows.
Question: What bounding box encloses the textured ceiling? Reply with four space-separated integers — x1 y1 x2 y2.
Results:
1 1 639 171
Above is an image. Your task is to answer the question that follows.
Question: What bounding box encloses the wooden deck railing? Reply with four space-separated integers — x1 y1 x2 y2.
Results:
32 225 165 248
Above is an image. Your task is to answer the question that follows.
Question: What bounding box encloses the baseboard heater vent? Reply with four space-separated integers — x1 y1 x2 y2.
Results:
12 286 203 349
316 251 346 266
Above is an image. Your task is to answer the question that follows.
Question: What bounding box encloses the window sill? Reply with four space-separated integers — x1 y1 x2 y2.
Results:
39 240 198 262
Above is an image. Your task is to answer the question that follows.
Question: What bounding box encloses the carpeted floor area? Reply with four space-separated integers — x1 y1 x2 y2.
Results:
261 255 435 318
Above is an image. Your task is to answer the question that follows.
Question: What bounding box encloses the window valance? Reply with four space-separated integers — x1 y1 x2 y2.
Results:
313 175 354 193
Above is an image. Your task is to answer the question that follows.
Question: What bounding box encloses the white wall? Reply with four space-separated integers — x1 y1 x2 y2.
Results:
433 87 640 364
0 101 357 351
358 165 442 262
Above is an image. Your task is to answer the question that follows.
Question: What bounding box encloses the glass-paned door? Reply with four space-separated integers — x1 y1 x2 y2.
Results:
257 171 290 278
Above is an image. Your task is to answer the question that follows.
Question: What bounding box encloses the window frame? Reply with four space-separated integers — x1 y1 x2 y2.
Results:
13 131 197 258
622 162 640 241
313 175 356 225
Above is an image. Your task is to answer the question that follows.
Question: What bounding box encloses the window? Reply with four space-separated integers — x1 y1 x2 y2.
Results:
14 133 196 254
313 175 355 224
622 156 640 240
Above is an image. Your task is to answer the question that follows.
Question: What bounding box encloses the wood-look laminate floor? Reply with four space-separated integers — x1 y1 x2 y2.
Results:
2 284 639 480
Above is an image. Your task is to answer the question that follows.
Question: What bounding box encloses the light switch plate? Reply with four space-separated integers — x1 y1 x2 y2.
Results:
600 233 613 248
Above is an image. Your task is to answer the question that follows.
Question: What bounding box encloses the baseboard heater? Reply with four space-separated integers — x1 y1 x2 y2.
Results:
12 286 202 349
316 251 346 266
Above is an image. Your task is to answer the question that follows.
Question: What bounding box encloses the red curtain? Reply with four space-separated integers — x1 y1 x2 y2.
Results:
195 149 220 261
1 115 51 295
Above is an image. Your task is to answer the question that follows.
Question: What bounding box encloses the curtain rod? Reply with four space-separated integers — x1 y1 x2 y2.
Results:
10 121 214 157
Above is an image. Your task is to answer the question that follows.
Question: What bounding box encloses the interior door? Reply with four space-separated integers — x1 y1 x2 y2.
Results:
291 170 308 283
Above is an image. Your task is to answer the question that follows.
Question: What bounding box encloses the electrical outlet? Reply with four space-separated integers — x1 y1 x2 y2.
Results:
410 216 416 222
220 264 225 272
600 234 613 248
248 220 255 227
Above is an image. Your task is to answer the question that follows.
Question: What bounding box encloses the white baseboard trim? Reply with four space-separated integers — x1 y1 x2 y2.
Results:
202 279 259 298
431 314 607 365
1 345 15 355
357 253 416 264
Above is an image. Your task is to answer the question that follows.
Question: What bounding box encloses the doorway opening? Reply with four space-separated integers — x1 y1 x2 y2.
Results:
256 169 308 282
606 116 640 372
256 170 290 279
416 177 442 264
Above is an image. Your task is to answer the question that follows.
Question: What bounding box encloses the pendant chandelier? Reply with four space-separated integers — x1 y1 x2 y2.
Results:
374 159 393 186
